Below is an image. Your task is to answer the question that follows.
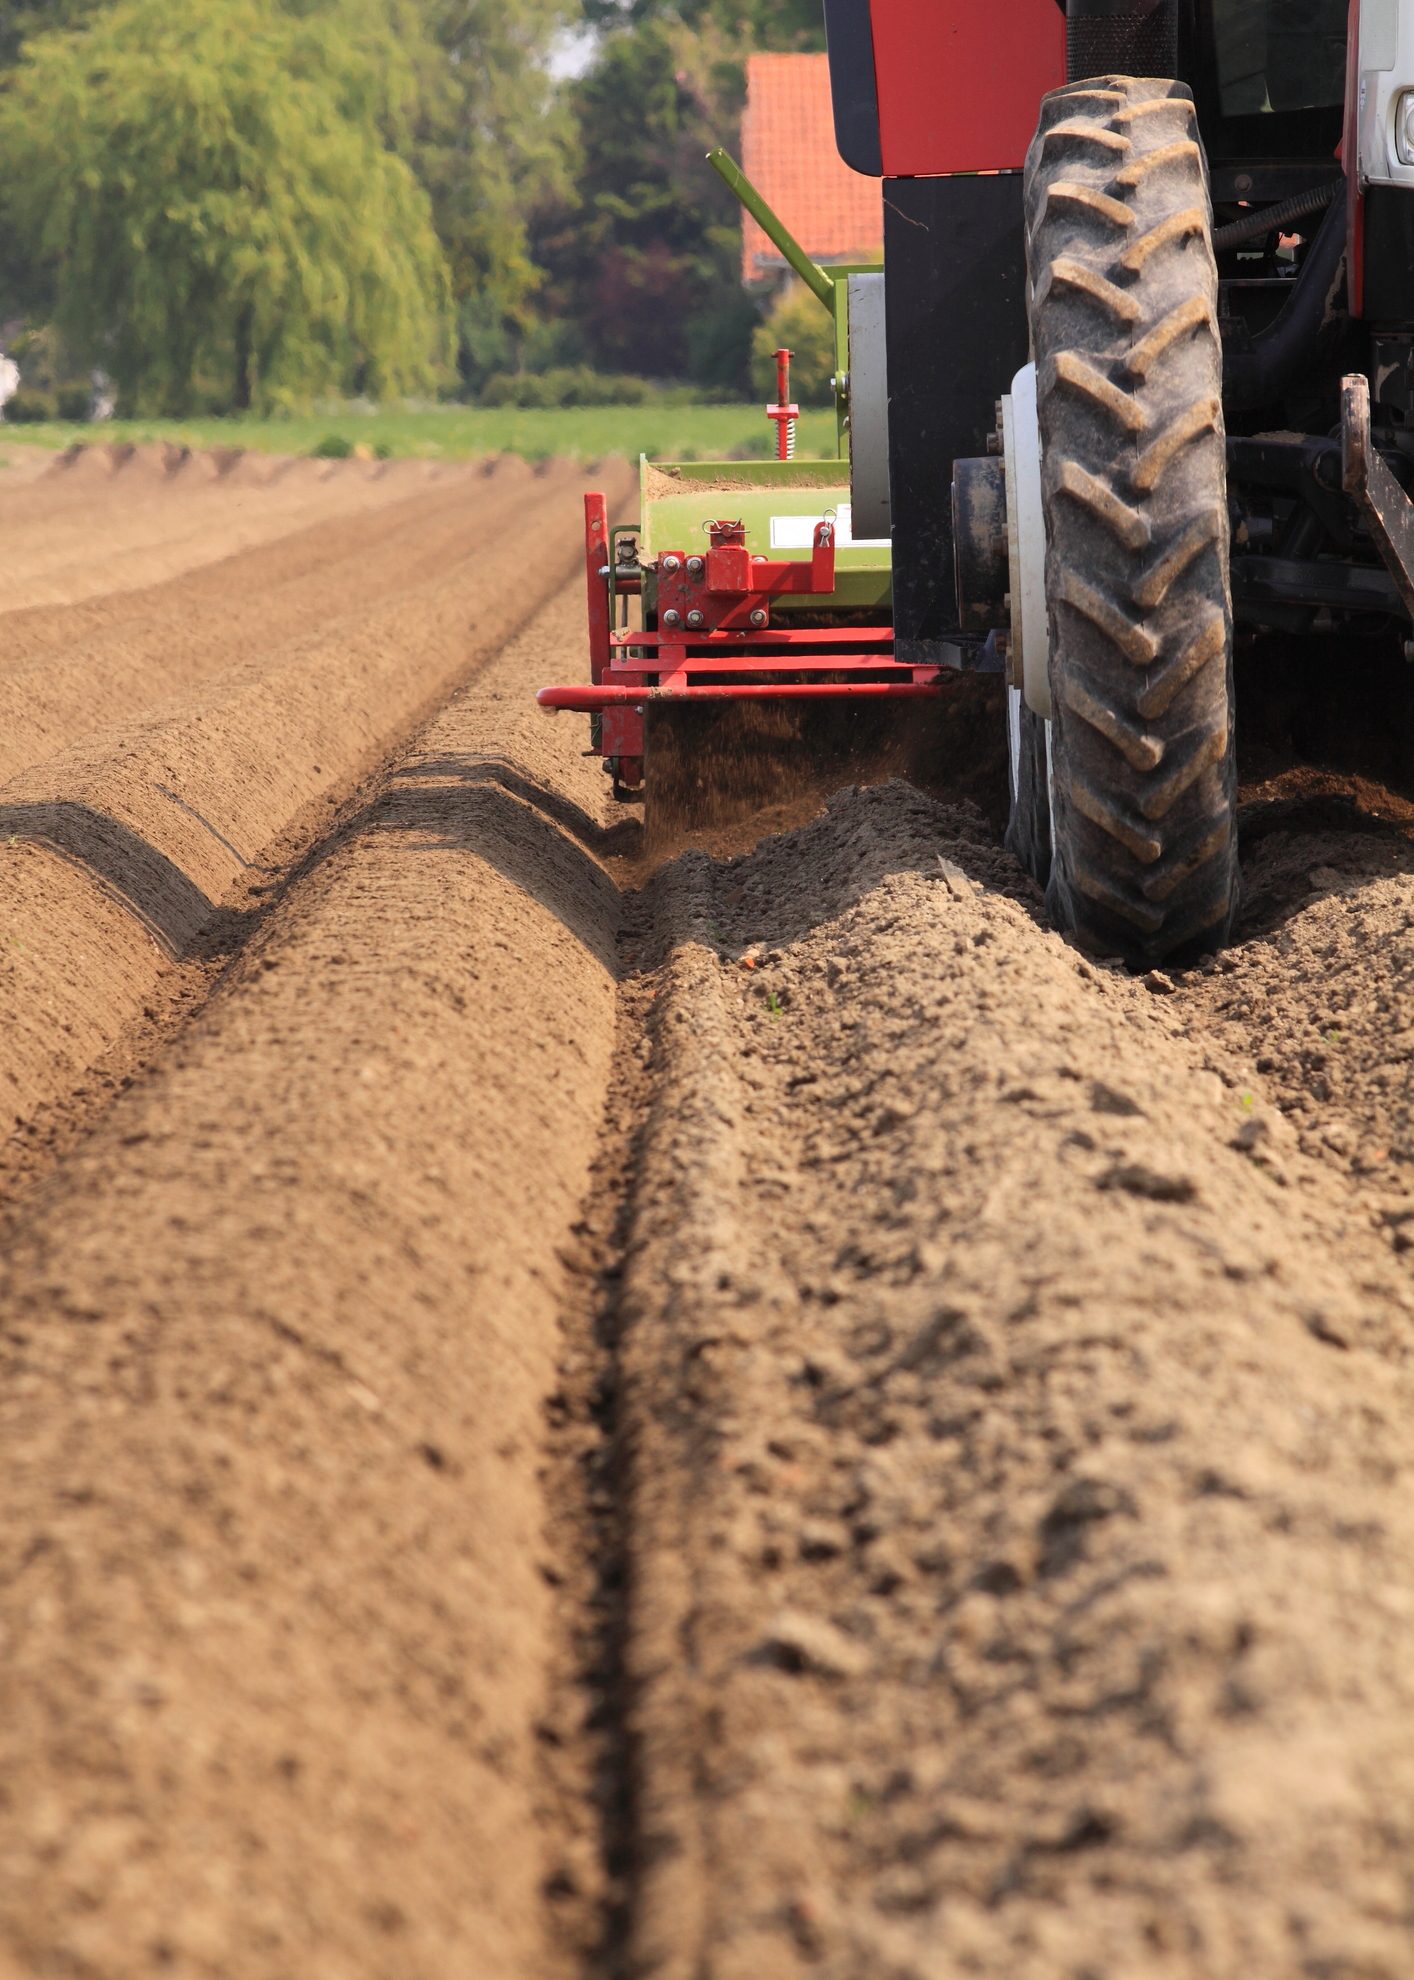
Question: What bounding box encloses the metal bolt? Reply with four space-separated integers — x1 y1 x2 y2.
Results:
660 554 681 574
662 608 682 628
686 609 705 628
749 607 768 628
686 555 704 577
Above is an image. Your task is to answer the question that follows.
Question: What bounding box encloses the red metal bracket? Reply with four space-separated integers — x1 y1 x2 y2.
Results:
550 493 929 784
610 625 893 650
584 492 610 685
582 491 645 776
658 519 837 637
540 682 939 709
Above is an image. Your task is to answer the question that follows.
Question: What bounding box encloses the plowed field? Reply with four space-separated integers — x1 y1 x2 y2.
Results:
1 446 1412 1980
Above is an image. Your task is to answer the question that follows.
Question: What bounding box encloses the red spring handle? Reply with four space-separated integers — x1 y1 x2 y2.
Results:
767 347 798 461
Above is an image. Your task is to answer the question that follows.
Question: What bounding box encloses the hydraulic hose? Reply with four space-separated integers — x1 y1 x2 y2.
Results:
1222 186 1348 413
1212 179 1340 252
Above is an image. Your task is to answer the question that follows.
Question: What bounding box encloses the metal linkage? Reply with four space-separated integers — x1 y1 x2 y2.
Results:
539 496 938 752
545 682 939 708
579 491 645 788
1341 371 1414 623
767 348 798 461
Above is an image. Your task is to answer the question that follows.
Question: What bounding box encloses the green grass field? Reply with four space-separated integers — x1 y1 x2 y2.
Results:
0 403 840 464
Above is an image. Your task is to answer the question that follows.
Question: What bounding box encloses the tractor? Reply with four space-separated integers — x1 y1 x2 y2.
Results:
541 0 1414 964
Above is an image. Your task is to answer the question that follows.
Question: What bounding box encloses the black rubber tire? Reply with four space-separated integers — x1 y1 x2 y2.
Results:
1024 75 1238 962
1004 687 1052 887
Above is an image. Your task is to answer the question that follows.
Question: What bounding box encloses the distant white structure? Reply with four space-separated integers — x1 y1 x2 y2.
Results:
91 369 115 421
0 355 19 416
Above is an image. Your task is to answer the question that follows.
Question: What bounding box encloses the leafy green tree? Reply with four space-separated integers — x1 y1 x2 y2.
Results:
0 0 104 71
0 0 107 338
0 0 452 412
529 1 829 389
581 0 825 46
402 0 575 388
752 280 834 404
534 17 757 384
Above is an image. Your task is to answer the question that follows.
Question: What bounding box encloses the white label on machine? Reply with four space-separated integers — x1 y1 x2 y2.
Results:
768 504 888 550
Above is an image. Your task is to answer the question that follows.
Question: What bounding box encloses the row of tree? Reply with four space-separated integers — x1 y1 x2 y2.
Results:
0 0 825 414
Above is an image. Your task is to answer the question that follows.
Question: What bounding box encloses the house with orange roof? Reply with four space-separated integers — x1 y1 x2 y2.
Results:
739 52 884 288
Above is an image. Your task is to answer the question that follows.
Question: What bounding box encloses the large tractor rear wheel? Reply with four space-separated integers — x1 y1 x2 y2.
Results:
1023 75 1238 961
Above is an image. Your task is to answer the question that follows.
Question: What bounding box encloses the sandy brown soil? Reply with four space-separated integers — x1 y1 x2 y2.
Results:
609 785 1414 1978
1 456 1413 1978
0 520 630 1976
0 442 461 613
0 449 591 1147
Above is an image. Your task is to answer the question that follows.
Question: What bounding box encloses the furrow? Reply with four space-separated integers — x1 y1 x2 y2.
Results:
0 576 628 1980
601 781 1414 1980
0 464 614 1163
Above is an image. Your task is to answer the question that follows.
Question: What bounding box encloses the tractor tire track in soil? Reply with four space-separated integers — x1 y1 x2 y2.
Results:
2 454 1414 1978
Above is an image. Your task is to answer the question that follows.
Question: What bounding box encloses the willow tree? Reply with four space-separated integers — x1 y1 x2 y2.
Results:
0 0 453 411
404 0 572 385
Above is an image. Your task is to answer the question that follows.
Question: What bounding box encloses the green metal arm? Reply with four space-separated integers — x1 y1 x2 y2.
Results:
707 147 835 312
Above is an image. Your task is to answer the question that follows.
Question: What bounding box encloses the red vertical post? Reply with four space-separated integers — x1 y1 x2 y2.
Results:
767 348 798 460
584 491 610 685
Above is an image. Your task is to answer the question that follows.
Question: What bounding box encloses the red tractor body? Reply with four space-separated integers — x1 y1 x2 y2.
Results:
839 0 1064 173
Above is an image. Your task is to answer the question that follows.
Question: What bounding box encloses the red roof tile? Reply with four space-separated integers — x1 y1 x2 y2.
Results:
739 53 883 284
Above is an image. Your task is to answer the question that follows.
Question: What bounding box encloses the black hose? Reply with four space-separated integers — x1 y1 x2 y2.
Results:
1222 187 1348 412
1212 179 1340 251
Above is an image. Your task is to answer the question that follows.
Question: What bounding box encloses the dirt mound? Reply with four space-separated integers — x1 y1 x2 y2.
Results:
0 461 610 1155
0 447 531 614
607 781 1414 1979
0 464 568 762
228 450 302 487
50 440 119 477
43 439 227 482
641 675 1007 864
1181 803 1414 1224
0 447 60 489
374 455 460 485
0 586 625 1980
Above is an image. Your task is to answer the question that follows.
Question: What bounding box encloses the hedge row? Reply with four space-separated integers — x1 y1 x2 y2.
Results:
5 386 93 423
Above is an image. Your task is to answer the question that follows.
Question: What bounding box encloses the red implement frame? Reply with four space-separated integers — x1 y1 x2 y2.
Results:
540 495 940 786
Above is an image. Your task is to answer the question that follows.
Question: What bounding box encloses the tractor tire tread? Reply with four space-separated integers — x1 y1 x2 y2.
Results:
1024 72 1237 961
